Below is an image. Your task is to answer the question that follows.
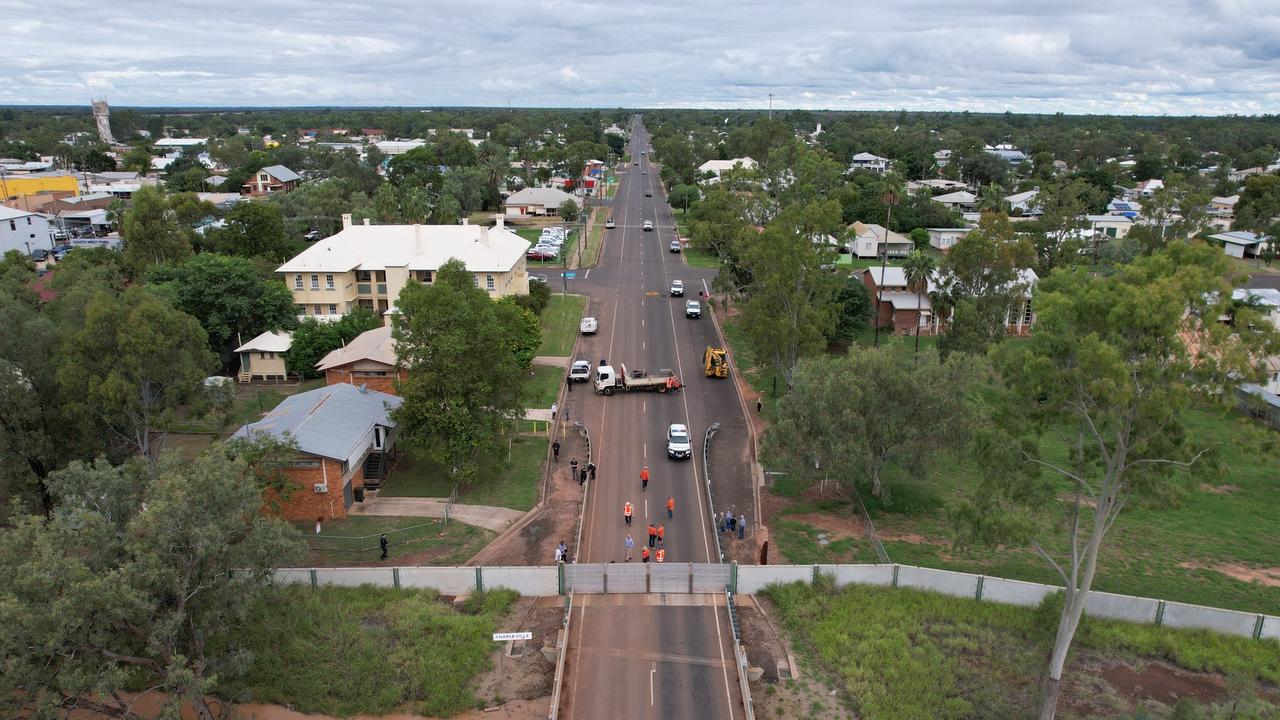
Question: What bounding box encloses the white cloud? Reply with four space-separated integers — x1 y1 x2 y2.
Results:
0 0 1277 113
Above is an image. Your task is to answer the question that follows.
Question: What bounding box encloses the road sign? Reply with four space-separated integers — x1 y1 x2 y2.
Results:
493 631 533 641
561 272 576 279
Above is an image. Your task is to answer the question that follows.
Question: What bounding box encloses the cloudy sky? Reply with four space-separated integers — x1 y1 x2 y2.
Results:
4 0 1279 114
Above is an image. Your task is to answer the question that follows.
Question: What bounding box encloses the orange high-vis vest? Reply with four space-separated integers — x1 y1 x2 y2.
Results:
624 502 633 517
656 525 665 540
647 524 656 536
666 497 674 511
640 468 649 481
656 548 665 563
642 547 650 560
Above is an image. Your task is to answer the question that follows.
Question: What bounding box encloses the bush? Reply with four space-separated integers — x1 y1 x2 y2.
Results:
514 279 552 315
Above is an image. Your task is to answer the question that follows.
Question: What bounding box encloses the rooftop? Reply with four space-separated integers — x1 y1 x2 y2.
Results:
316 325 397 370
276 222 530 274
231 382 402 462
235 330 293 354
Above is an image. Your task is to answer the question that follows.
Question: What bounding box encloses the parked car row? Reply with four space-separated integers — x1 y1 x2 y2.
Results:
526 225 571 261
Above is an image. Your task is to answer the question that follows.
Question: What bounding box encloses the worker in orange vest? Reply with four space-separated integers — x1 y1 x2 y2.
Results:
655 547 665 563
656 523 665 547
640 465 649 492
623 501 633 526
647 523 657 548
666 496 675 519
641 546 651 563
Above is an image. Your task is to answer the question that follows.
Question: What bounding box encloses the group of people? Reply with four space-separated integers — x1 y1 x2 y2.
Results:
717 511 748 540
623 531 667 564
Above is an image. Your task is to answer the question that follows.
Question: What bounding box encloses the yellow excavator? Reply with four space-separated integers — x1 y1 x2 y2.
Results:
703 346 729 378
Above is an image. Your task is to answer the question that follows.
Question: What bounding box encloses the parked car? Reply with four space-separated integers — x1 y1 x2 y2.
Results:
643 220 654 231
569 359 592 382
666 423 692 460
530 274 548 284
605 218 616 229
642 170 648 175
30 249 49 261
670 279 684 297
669 240 681 253
527 248 557 261
580 316 598 335
685 300 701 318
51 246 70 260
303 230 320 242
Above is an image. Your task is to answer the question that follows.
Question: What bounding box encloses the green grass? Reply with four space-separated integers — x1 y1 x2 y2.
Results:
525 364 564 408
767 580 1280 720
683 246 721 269
380 435 547 511
720 311 783 398
223 586 516 717
835 254 893 270
584 209 606 266
673 208 692 238
168 378 327 434
296 515 494 566
537 293 587 356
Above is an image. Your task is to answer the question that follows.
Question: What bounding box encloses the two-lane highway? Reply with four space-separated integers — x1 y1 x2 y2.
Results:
561 118 744 719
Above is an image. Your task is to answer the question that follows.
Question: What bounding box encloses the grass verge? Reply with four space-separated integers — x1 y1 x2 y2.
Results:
380 435 548 511
720 311 781 398
526 364 564 408
683 247 721 269
537 294 587 356
296 515 494 566
223 586 516 717
766 579 1280 720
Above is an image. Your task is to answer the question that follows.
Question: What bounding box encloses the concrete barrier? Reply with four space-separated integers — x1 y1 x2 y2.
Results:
1260 615 1280 641
819 564 895 588
399 567 477 595
981 576 1056 607
897 565 983 599
274 568 313 586
481 566 559 596
1162 601 1261 637
313 567 393 587
1085 590 1160 624
736 565 813 594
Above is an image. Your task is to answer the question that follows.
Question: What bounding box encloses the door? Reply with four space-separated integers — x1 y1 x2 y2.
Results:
342 480 354 509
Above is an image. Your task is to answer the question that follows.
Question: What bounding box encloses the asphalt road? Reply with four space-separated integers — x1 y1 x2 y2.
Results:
559 118 747 719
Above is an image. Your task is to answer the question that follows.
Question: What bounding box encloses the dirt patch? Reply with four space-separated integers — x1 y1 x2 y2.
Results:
785 512 866 542
1178 561 1280 587
1200 483 1240 495
878 530 951 548
1099 661 1230 706
469 596 561 711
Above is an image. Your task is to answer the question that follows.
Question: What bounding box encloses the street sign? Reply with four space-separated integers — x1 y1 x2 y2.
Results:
493 631 533 642
561 272 576 279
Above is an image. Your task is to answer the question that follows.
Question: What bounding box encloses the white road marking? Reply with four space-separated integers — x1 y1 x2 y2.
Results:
584 268 591 280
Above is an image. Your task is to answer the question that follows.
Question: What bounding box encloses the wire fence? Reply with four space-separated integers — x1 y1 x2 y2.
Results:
307 519 446 556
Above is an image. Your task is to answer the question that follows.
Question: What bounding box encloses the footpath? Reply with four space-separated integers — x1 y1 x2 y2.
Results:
350 495 524 534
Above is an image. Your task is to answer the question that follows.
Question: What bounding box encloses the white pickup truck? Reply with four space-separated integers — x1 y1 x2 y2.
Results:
569 360 592 383
580 316 598 335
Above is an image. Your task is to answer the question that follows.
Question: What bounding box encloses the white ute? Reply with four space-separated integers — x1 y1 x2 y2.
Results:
666 424 692 460
569 360 592 383
580 316 598 335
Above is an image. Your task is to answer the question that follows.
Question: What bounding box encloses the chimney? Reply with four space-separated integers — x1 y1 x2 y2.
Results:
480 226 490 247
363 218 370 226
461 217 469 226
494 215 505 229
341 213 352 229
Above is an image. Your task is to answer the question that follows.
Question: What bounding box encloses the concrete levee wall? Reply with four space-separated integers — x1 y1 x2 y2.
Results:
736 565 813 594
313 567 392 587
981 576 1055 607
1162 601 1261 637
481 566 559 595
819 564 894 588
1084 590 1160 624
1261 615 1280 641
400 567 477 595
897 565 982 599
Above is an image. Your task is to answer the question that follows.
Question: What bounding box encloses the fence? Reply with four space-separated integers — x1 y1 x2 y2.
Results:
275 562 1280 642
703 423 727 562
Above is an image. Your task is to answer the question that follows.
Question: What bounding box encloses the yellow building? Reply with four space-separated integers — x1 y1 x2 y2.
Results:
0 173 80 202
276 215 532 321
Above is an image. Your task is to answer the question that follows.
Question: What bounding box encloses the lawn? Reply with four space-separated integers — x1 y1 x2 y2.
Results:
683 246 721 269
296 514 494 566
525 364 564 408
583 208 606 266
720 312 782 398
766 580 1280 720
167 378 327 434
537 293 587 356
380 435 548 511
222 586 516 717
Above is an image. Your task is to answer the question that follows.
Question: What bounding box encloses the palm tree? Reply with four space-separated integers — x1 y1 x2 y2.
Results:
105 198 128 233
901 250 937 353
979 182 1007 215
872 171 907 348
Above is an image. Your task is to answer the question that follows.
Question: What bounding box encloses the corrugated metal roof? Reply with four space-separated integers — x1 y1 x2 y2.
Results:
276 223 530 274
235 330 293 353
260 165 301 182
316 326 396 370
231 383 401 462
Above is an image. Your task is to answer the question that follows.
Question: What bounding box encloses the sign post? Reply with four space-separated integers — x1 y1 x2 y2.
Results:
493 631 533 642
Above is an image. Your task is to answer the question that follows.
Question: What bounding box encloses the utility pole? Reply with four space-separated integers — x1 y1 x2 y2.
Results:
768 94 773 121
873 190 899 348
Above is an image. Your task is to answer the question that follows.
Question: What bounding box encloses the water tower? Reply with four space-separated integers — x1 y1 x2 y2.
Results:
91 98 115 145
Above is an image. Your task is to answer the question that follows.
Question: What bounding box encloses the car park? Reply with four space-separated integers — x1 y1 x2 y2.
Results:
605 218 616 229
666 423 691 460
669 240 681 253
685 300 701 318
670 279 684 297
643 220 654 231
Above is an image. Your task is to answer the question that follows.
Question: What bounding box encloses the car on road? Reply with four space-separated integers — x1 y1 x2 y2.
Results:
666 423 692 460
669 279 684 297
530 274 548 284
643 220 654 231
634 162 639 166
569 359 592 383
685 300 701 318
669 240 681 253
642 170 648 175
580 316 598 335
645 190 652 197
605 218 615 229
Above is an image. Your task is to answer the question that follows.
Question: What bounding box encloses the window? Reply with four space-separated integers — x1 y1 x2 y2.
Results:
356 270 371 282
1022 298 1034 325
373 426 384 451
325 274 334 289
292 459 321 468
7 220 13 231
473 275 480 287
313 305 323 316
423 270 433 284
26 217 31 225
294 274 303 289
259 352 273 359
310 274 319 289
328 304 337 315
486 274 495 290
374 271 386 282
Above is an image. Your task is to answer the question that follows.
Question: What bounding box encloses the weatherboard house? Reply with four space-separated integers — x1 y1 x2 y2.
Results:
232 382 402 520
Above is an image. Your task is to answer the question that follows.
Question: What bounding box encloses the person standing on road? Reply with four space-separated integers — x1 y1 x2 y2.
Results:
570 458 578 482
656 523 665 548
727 513 737 533
558 541 568 563
587 462 596 481
551 402 557 420
624 534 634 561
655 547 665 563
641 546 650 563
566 374 572 393
640 465 649 492
666 496 675 519
647 523 657 548
379 533 388 560
579 467 587 485
738 514 746 540
624 501 633 526
552 441 560 462
757 398 763 414
716 512 724 533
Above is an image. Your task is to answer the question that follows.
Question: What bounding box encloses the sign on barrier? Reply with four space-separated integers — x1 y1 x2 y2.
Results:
493 632 533 641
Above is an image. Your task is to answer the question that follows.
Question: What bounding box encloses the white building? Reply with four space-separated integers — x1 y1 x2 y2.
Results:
697 157 757 184
1005 189 1040 215
375 139 428 156
928 227 973 252
0 205 54 255
932 191 979 212
847 221 913 259
933 149 952 168
848 152 890 174
1208 231 1265 259
503 186 578 217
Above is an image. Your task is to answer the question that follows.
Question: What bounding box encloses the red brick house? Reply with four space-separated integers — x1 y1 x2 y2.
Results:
241 165 301 197
231 382 402 520
858 266 1039 336
316 325 406 396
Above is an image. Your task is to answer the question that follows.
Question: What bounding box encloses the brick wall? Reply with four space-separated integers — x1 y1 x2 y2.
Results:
267 458 357 522
324 367 406 396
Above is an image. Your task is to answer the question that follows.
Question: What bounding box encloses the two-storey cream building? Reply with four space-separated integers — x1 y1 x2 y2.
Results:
277 215 532 322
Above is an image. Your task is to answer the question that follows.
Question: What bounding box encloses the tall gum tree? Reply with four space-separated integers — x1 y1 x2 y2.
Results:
953 242 1280 719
